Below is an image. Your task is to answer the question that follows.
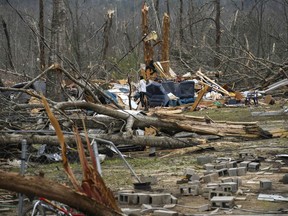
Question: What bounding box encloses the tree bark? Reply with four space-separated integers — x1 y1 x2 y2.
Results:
1 17 14 70
161 13 170 75
0 133 205 148
47 0 67 102
39 0 45 71
214 0 221 68
102 10 114 65
0 171 122 216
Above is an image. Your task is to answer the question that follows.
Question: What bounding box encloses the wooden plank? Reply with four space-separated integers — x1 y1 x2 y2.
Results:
190 85 210 111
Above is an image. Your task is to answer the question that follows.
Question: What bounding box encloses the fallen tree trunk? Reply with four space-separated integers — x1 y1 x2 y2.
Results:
0 170 122 216
55 101 270 139
0 133 206 148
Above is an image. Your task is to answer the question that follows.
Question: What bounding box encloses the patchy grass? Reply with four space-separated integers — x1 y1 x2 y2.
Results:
185 104 288 122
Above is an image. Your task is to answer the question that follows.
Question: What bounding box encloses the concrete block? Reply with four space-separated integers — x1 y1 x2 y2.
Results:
237 167 247 176
209 190 232 200
138 193 151 204
202 185 219 199
239 161 250 168
204 163 215 171
228 168 238 176
220 182 238 193
215 163 227 170
118 193 138 205
221 177 233 183
179 185 199 196
197 155 214 165
283 174 288 184
184 168 196 177
188 180 201 186
149 194 174 205
190 173 200 181
227 161 237 168
233 177 242 186
260 179 272 190
198 204 210 212
210 196 235 209
203 172 219 183
121 208 142 216
170 195 178 204
153 209 178 216
217 168 228 177
140 175 158 185
239 151 254 159
248 162 260 172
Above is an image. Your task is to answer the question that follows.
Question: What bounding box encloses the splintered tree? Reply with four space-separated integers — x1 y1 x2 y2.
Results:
161 13 170 75
39 0 45 71
46 0 67 102
214 0 221 68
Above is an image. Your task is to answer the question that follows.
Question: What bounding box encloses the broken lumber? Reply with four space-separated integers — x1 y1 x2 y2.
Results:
55 101 270 139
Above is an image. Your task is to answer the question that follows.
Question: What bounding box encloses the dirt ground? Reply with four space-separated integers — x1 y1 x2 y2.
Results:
101 139 288 215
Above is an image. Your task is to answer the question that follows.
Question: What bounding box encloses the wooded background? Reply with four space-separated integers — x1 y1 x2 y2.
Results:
0 0 287 89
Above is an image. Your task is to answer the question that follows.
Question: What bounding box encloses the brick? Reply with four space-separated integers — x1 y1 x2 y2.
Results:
210 196 235 209
260 179 272 190
153 209 178 216
228 168 238 176
203 172 219 183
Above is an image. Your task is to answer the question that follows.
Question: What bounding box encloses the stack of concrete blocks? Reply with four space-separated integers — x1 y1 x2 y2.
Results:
202 183 220 199
204 160 238 178
118 192 177 206
221 177 242 187
210 196 235 209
